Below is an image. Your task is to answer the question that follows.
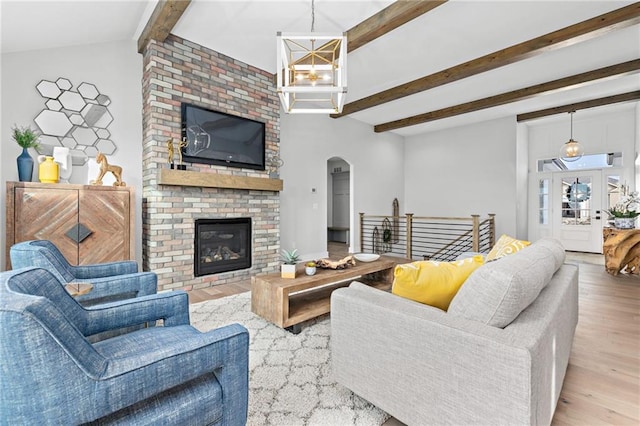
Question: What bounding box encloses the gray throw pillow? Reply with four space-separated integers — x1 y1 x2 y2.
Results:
447 238 565 328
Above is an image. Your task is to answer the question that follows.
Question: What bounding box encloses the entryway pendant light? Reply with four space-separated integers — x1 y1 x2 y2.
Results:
560 111 584 162
276 0 347 114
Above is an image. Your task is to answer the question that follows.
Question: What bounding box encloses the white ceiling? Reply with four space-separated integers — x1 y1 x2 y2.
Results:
1 0 639 136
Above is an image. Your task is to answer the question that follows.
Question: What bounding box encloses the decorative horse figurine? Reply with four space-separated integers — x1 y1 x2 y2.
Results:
91 152 126 186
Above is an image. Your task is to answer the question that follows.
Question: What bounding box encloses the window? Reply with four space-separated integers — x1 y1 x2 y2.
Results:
561 177 591 226
538 152 622 172
539 178 549 225
607 175 622 214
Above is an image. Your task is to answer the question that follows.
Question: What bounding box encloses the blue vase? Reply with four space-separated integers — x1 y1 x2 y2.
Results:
16 147 34 182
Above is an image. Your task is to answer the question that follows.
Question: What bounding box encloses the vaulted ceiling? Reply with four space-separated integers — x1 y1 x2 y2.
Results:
2 0 639 136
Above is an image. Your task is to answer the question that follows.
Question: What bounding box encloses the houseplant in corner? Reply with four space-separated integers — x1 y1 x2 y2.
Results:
12 125 40 182
606 191 640 229
281 249 300 279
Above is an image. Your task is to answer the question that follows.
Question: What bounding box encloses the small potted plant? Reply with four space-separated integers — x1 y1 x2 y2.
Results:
281 249 300 279
12 125 40 182
305 261 317 276
606 190 640 229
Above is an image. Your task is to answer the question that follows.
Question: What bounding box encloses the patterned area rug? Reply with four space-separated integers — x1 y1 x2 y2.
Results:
190 292 390 426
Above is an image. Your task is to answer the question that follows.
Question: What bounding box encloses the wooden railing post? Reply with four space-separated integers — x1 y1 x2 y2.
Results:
489 213 496 247
406 213 413 258
472 214 480 252
359 212 365 252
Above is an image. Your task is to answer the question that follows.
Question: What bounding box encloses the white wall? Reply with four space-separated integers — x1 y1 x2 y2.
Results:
403 116 518 238
1 40 143 270
280 114 404 260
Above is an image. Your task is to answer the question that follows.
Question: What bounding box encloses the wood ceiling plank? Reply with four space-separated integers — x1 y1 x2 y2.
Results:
333 3 640 118
347 1 448 52
374 59 640 132
137 0 191 53
517 91 640 122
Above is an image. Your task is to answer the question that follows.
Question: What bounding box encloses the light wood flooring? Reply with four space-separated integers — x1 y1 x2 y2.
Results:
187 250 640 425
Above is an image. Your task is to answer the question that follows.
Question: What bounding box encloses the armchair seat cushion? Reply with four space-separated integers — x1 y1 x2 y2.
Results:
94 325 201 359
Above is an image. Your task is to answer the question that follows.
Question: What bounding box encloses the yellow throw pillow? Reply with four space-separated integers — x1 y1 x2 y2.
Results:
392 255 484 311
485 234 531 262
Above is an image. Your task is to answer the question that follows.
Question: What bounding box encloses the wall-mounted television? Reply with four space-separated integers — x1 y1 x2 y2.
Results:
181 103 266 170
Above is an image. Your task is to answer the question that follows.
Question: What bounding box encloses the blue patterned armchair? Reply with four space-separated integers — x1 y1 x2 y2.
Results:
10 240 157 306
0 267 249 425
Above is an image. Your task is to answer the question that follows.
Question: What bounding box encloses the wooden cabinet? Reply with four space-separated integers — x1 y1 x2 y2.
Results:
6 182 135 268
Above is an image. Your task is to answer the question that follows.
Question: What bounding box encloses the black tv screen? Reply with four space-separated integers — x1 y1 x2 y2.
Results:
181 103 266 170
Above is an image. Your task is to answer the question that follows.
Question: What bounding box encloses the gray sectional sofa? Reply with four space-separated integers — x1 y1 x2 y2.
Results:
331 238 578 426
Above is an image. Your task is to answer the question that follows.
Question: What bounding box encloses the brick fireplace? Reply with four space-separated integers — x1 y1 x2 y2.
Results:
141 35 281 292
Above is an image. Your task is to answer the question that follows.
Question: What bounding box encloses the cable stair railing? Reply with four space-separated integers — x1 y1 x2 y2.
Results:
359 213 495 262
426 215 496 261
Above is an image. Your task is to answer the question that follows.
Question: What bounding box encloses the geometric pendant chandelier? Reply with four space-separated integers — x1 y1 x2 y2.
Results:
276 1 347 113
559 111 584 162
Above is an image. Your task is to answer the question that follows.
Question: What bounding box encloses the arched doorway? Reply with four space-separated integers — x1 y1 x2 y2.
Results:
327 157 352 258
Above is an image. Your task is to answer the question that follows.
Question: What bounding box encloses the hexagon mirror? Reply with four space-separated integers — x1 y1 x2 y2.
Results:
34 110 73 137
55 78 72 91
78 82 99 100
59 91 86 112
36 80 61 99
33 77 116 165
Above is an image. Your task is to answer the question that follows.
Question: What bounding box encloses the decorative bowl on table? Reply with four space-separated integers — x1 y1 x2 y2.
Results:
354 253 380 262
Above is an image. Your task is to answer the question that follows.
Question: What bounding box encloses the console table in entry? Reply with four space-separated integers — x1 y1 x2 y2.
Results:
251 256 409 333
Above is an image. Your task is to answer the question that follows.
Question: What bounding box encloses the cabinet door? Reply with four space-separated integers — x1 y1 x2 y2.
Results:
14 188 79 264
78 189 131 265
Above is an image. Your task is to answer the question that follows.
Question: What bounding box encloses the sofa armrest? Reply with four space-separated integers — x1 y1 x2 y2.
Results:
81 291 189 336
74 272 157 305
331 282 533 426
71 260 139 278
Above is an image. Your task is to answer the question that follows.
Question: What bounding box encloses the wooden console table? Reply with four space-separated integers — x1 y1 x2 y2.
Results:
6 181 134 268
251 256 409 333
603 227 640 275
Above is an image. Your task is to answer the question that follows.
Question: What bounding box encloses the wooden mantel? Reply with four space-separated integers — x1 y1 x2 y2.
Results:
158 168 283 192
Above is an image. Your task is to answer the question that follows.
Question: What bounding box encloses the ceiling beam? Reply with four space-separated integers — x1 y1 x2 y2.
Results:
347 1 448 52
332 3 640 118
137 0 191 53
293 1 446 66
374 59 640 132
517 91 640 122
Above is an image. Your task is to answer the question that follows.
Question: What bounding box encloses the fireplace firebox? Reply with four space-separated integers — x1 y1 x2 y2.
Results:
194 218 251 277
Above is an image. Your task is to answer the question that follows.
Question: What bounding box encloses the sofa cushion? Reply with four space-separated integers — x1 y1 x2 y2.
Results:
448 238 565 328
532 237 566 270
485 234 530 262
392 255 484 311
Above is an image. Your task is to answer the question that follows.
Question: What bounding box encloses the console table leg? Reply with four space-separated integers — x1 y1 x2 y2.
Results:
286 324 302 334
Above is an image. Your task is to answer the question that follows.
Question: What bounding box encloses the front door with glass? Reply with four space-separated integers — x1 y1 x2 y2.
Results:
552 171 602 253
